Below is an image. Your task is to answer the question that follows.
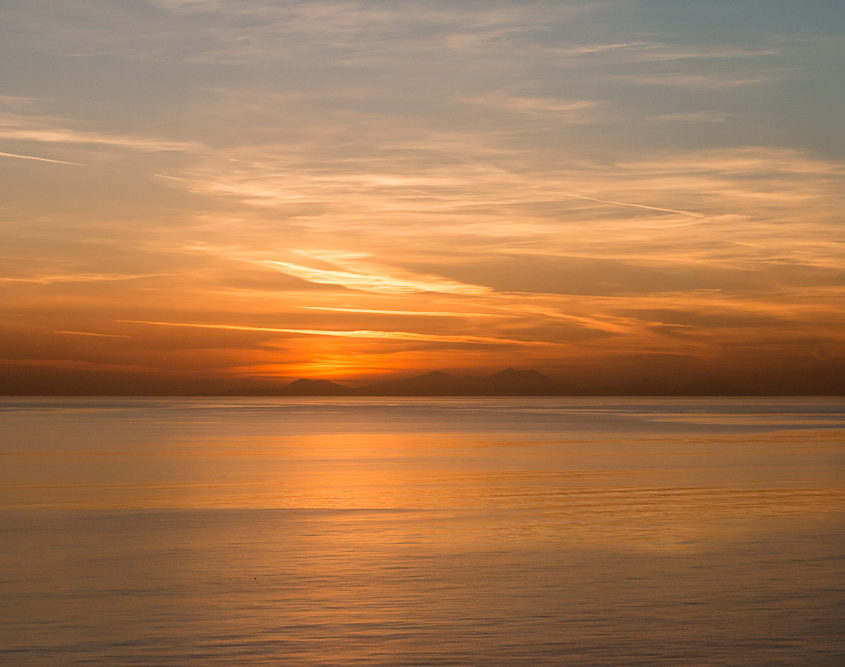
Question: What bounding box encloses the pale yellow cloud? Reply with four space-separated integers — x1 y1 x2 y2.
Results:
263 259 490 295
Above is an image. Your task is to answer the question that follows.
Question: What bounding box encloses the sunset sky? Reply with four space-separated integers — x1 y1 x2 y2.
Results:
1 0 844 393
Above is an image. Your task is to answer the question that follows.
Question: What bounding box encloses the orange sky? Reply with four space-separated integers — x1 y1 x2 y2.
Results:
1 1 844 394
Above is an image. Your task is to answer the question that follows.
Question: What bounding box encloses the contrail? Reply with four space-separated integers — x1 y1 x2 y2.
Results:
561 191 705 218
0 151 82 166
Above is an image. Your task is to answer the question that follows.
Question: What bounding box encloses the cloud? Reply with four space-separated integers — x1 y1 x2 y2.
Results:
651 111 732 123
612 73 770 89
618 147 844 176
0 95 38 107
55 330 130 338
553 42 650 57
0 151 82 165
264 259 490 295
120 319 551 346
548 41 777 63
151 0 225 10
0 273 175 285
300 306 510 318
0 358 149 372
69 0 589 66
464 95 600 118
169 141 842 282
0 114 200 153
559 192 706 219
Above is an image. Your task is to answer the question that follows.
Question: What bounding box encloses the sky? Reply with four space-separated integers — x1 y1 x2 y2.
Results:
1 0 844 394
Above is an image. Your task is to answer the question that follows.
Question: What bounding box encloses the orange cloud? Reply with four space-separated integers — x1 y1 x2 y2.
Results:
121 319 553 346
300 306 510 318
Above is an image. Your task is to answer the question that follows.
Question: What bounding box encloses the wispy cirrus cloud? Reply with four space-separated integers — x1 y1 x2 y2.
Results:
301 306 510 318
612 72 771 89
24 0 591 66
0 358 150 372
576 43 778 63
464 95 600 118
651 111 732 123
559 192 707 219
264 259 490 295
185 243 493 295
0 150 82 165
55 330 130 338
618 147 844 176
0 113 200 153
121 319 551 346
160 138 844 296
0 272 175 285
544 40 778 63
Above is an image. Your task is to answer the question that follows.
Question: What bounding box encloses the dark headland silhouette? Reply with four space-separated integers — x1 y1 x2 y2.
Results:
280 367 568 396
273 367 764 396
276 367 742 396
5 363 843 396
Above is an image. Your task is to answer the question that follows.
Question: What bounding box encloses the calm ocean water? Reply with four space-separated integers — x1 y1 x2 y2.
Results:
1 397 843 664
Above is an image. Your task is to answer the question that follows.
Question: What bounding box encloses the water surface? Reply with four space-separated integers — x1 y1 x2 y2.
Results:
1 397 843 664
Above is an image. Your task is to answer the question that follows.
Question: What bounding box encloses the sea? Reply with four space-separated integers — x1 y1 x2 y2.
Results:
1 397 843 665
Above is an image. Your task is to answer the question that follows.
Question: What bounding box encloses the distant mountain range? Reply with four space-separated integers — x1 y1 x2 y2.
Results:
280 368 577 396
275 367 756 396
